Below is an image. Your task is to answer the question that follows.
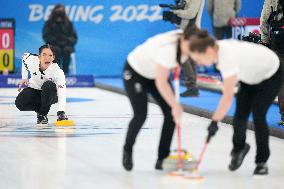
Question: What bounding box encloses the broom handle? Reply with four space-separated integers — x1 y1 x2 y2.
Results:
194 139 209 170
174 68 180 102
176 123 183 170
173 67 182 170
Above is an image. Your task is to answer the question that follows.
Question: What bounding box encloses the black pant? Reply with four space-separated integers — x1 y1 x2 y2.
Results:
271 33 284 121
15 81 58 115
213 26 232 40
53 46 73 74
181 58 198 90
232 68 281 164
123 62 175 160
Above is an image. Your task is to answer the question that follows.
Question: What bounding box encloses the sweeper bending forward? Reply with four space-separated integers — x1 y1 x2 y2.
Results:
188 29 281 176
122 26 200 171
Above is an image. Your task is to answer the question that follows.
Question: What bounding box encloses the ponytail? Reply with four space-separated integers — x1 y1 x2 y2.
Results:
189 30 216 53
183 24 201 40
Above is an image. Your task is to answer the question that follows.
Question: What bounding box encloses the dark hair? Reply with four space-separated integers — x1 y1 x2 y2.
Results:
189 30 216 53
176 24 202 65
39 44 56 57
183 24 201 40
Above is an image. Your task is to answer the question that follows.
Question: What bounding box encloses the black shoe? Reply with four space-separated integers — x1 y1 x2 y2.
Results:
180 89 199 97
229 143 250 171
122 149 133 171
37 113 48 125
253 163 268 176
155 159 163 170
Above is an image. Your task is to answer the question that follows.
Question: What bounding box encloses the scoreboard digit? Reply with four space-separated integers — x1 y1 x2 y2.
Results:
0 19 15 73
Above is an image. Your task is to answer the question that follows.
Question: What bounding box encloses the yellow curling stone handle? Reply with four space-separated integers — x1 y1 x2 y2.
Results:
55 120 75 126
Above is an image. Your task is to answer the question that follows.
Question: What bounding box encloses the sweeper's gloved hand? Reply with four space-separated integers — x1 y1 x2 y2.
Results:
57 111 68 121
207 121 218 142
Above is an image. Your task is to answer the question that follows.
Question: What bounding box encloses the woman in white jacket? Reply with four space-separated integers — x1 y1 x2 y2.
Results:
15 44 68 126
188 29 281 176
122 26 200 171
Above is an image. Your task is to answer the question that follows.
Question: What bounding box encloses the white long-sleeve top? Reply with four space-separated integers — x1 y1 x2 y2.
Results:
21 53 66 112
216 40 279 84
127 30 188 79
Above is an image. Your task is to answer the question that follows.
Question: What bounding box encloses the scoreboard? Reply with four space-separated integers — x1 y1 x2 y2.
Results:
0 19 14 73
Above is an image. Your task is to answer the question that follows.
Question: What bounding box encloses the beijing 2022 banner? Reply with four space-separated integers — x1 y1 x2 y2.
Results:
0 0 175 76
